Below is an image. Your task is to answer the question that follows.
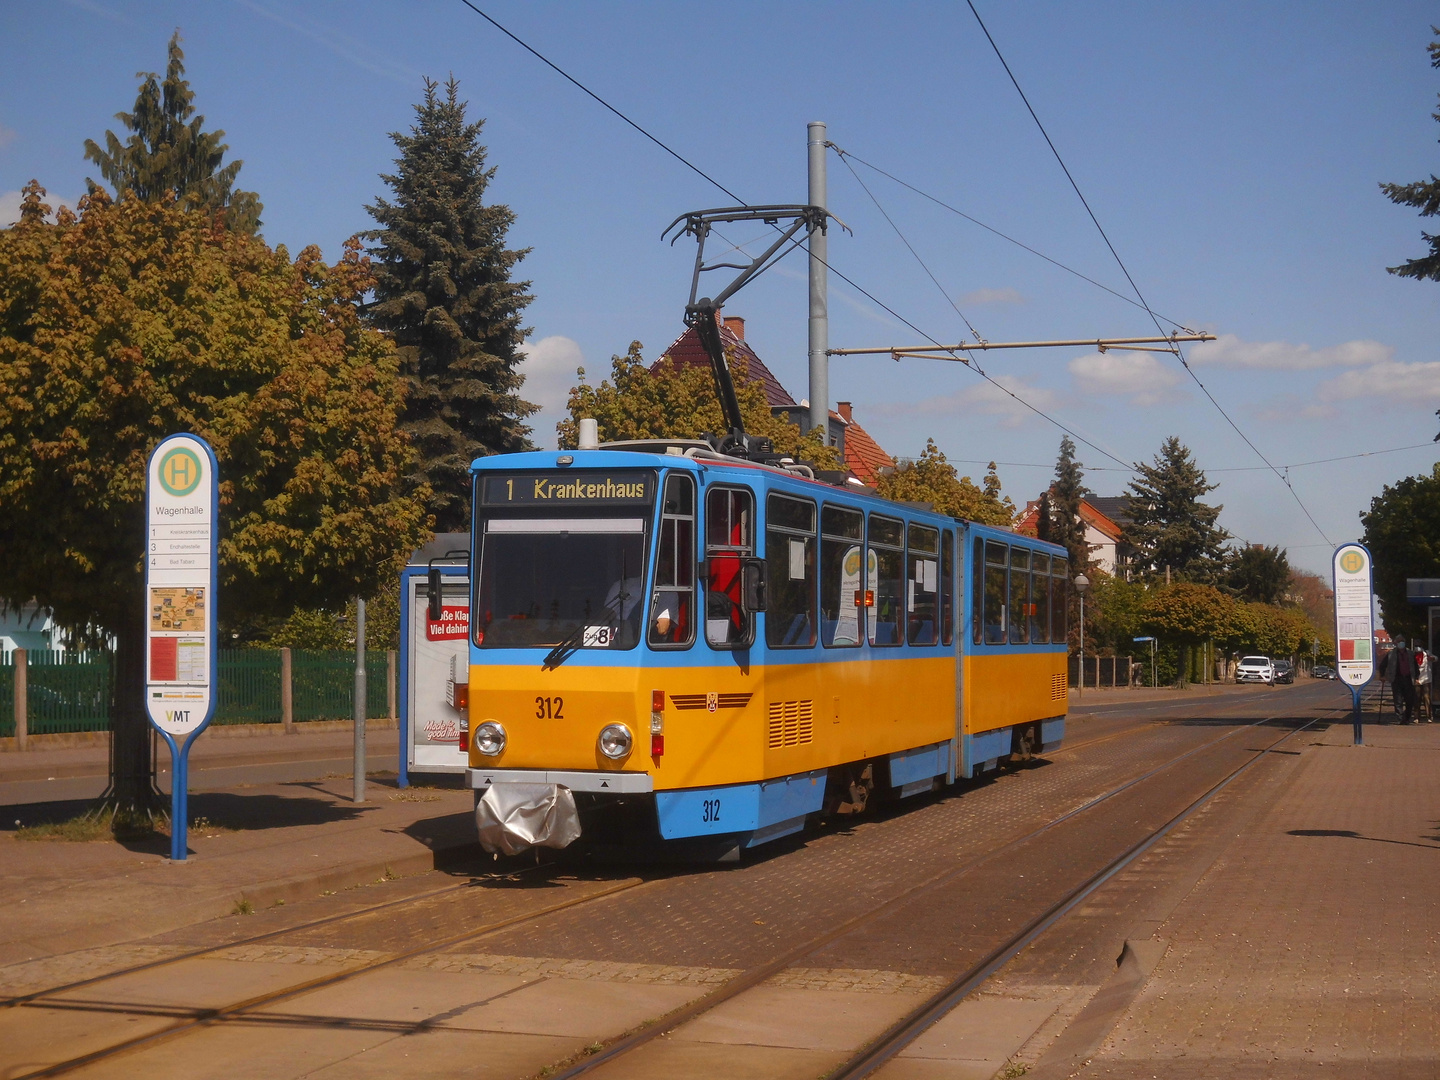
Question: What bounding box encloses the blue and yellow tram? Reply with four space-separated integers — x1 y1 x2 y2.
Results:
463 444 1069 856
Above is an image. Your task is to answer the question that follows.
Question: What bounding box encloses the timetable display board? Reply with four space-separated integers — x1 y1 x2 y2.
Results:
145 435 219 739
1332 543 1375 688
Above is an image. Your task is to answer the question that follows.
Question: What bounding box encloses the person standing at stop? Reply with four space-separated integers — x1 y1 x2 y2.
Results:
1391 637 1419 725
1416 646 1433 722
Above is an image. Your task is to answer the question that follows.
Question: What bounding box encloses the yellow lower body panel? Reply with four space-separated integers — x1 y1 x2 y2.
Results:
468 656 957 792
963 651 1068 734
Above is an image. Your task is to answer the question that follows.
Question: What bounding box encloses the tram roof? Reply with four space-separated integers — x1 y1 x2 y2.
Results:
469 448 1066 554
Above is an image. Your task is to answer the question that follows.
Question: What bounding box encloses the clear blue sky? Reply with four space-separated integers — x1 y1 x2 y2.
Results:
2 1 1433 576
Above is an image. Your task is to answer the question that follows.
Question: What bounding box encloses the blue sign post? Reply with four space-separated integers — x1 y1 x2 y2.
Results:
144 434 220 861
1332 543 1376 747
1133 636 1156 688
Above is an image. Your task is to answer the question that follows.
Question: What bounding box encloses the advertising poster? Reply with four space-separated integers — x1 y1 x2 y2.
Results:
408 581 471 771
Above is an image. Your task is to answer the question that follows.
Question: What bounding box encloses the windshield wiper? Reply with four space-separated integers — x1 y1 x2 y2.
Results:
542 554 631 671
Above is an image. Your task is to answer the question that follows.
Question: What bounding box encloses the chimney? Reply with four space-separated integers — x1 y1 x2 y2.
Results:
722 315 745 341
837 401 853 423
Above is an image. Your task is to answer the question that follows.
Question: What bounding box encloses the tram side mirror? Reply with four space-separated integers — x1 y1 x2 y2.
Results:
741 559 767 614
427 567 443 622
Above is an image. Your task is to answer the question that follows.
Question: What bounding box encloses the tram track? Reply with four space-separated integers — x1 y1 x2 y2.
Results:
3 693 1338 1079
540 698 1347 1079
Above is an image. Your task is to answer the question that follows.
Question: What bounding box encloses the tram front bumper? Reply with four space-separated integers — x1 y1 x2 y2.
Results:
467 769 653 855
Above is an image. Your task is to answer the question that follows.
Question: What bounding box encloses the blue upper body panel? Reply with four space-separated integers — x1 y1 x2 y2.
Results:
467 449 1067 669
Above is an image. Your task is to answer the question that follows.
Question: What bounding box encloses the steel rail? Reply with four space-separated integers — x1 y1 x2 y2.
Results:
826 709 1339 1080
1 856 566 1010
10 876 649 1080
545 704 1331 1080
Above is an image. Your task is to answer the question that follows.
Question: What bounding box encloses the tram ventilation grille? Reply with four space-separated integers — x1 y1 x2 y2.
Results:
767 700 814 748
1051 673 1066 700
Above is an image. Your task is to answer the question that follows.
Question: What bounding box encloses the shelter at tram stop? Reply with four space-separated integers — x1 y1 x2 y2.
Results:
1406 578 1440 653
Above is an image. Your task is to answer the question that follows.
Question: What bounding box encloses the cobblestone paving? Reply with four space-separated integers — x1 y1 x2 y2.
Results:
0 943 191 996
403 951 737 985
1078 724 1440 1078
470 705 1293 973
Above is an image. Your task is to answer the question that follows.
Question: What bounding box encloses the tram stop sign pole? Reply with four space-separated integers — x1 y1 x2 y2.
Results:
1332 542 1376 746
144 434 220 861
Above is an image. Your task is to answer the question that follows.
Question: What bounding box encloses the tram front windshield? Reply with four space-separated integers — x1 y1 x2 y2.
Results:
475 516 647 649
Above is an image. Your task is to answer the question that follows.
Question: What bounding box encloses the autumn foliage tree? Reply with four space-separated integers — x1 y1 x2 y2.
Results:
559 341 842 469
0 184 428 813
877 439 1013 526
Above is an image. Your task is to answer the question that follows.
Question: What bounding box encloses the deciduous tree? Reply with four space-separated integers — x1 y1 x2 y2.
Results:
878 440 1013 526
0 185 427 814
83 32 261 232
559 341 842 469
366 77 536 531
1140 582 1237 686
1361 462 1440 642
1124 437 1229 583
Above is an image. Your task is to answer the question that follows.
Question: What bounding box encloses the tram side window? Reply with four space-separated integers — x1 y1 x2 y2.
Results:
1009 547 1030 644
868 515 905 646
1031 552 1050 644
766 493 817 648
907 524 940 645
1051 560 1068 644
649 473 696 648
941 529 955 646
820 504 864 647
972 537 985 645
705 486 754 647
984 541 1008 645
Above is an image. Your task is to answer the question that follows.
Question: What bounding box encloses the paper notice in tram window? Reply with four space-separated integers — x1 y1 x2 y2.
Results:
921 559 937 592
907 580 916 612
582 625 615 647
789 538 806 581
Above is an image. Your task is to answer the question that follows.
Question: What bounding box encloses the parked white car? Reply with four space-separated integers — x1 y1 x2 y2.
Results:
1235 655 1275 684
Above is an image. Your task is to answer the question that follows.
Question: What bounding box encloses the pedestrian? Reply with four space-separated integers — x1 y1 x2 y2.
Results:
1416 646 1433 722
1390 637 1419 725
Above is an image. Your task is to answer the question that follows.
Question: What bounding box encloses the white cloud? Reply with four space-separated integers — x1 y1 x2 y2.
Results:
959 287 1024 306
878 374 1061 428
1319 360 1440 401
1068 350 1184 406
517 335 585 450
1189 333 1392 370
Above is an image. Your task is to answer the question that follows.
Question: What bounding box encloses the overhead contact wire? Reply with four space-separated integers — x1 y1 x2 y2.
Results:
458 0 1132 472
965 0 1333 545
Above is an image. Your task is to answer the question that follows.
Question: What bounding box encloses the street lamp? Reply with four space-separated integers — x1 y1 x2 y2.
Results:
1074 573 1090 698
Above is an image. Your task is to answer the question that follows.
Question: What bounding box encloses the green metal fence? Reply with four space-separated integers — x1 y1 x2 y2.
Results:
2 648 391 736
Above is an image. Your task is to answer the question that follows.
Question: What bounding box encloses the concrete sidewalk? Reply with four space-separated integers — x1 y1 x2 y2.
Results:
0 772 479 968
0 720 402 806
1070 720 1440 1076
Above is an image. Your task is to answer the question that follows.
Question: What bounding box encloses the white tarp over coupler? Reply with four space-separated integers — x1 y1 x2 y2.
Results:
475 783 582 856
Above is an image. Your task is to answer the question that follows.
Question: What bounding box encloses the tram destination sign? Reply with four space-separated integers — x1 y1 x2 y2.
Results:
481 471 654 507
1332 542 1375 688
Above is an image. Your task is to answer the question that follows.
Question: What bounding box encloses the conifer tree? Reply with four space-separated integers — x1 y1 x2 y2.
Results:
366 77 537 531
1124 436 1229 583
1048 436 1091 572
1380 27 1440 283
83 32 261 232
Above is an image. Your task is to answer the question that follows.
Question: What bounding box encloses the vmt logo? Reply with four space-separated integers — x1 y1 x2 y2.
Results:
159 446 203 497
165 710 191 724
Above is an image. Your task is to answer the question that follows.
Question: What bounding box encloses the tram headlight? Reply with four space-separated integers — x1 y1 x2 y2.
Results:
598 723 633 760
474 721 506 756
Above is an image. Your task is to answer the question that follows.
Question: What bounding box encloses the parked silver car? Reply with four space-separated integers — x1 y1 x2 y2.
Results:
1235 655 1275 684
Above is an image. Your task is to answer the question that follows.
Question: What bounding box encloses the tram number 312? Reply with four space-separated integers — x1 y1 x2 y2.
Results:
702 798 720 823
535 696 564 719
